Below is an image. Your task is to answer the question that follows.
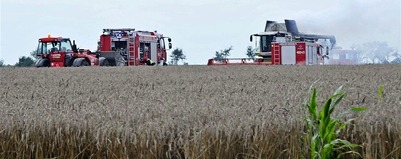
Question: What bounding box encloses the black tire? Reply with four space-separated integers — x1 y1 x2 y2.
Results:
72 58 89 67
72 58 82 67
35 59 50 67
81 59 90 66
99 57 110 66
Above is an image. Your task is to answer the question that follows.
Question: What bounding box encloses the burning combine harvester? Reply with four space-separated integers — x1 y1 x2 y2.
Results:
207 19 337 66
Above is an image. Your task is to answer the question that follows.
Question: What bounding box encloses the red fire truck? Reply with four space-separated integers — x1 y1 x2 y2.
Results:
96 28 172 66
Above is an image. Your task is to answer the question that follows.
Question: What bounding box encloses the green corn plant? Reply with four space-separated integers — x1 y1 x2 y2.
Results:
377 84 385 102
305 86 367 159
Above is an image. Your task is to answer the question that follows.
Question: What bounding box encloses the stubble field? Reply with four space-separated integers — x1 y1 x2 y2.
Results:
1 65 401 159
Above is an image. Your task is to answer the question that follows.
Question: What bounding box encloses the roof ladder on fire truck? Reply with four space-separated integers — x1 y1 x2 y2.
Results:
128 37 136 66
272 43 281 65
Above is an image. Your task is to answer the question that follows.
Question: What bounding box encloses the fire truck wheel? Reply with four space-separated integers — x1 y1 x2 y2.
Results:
116 60 125 67
35 59 50 67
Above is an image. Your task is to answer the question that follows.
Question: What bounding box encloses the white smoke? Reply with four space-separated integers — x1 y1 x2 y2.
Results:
292 0 400 51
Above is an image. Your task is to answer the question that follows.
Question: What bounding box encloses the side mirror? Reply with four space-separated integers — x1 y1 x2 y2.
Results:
168 38 171 42
72 40 78 53
168 43 172 49
250 35 253 42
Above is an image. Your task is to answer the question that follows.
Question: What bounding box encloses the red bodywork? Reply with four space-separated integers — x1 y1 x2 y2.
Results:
295 42 306 64
45 52 99 67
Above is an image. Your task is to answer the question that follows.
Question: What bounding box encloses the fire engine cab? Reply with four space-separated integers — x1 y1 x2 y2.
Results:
97 28 172 66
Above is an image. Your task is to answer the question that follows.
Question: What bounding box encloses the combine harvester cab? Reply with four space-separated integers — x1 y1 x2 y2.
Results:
97 28 172 66
35 35 103 67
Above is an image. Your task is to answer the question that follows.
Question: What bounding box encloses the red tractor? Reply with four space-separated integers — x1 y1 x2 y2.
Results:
96 28 172 66
35 35 108 67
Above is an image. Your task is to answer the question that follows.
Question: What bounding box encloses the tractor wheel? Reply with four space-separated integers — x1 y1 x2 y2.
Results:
72 58 89 67
72 58 82 67
99 57 110 66
81 59 90 66
35 59 50 67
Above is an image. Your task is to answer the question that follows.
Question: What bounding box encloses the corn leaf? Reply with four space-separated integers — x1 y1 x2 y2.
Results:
377 84 384 102
350 107 368 112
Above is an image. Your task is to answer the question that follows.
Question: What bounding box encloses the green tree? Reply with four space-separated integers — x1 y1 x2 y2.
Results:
246 46 256 60
169 48 186 65
214 46 233 61
15 56 35 67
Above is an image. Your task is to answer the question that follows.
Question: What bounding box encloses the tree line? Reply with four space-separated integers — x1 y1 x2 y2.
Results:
0 51 36 67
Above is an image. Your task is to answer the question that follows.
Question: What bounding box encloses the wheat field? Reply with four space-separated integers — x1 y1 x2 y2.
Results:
1 65 400 159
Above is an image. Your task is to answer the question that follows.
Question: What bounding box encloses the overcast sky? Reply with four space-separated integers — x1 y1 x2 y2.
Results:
1 0 400 65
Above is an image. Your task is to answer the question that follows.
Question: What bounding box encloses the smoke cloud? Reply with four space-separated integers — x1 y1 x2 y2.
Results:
293 0 400 51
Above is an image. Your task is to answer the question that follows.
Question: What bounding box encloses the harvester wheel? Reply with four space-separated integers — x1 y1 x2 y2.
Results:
35 59 50 67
